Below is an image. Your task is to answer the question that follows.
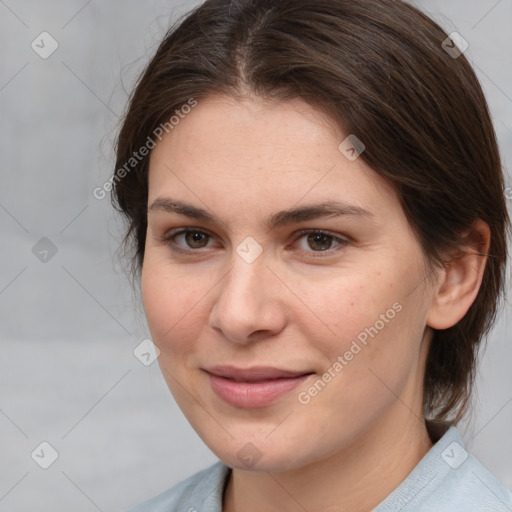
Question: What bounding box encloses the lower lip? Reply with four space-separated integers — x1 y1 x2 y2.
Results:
207 372 312 408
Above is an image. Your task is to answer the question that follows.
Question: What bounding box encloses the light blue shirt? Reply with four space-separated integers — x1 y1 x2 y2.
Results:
126 423 512 511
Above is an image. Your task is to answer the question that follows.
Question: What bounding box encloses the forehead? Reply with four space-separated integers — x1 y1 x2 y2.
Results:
147 94 398 224
155 94 342 158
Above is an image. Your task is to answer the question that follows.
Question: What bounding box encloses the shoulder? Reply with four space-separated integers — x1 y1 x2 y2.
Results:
425 452 512 512
375 424 512 512
125 460 231 512
427 450 512 511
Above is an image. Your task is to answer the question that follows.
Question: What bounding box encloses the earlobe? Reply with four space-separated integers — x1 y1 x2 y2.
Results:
427 220 491 330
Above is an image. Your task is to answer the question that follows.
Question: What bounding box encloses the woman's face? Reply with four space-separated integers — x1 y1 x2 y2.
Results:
142 94 439 471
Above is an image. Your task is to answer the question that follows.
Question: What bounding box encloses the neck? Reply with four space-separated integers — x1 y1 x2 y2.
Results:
223 408 433 512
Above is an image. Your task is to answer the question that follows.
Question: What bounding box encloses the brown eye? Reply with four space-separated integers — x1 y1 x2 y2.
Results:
291 229 349 257
163 229 213 251
183 230 210 248
306 232 334 251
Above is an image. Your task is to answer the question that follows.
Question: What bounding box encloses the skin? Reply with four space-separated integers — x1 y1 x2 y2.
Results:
142 94 490 512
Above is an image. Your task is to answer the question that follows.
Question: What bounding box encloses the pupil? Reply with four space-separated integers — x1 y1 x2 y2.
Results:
308 233 331 251
187 231 206 247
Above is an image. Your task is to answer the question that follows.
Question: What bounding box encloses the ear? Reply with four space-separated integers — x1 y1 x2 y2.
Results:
427 220 491 330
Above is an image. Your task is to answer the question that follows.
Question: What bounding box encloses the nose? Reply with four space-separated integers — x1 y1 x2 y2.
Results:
208 248 287 345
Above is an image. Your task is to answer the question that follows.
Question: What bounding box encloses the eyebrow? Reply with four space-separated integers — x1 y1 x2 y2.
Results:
148 197 374 231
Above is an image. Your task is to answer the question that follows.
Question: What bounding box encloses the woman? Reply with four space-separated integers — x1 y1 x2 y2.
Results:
113 0 512 510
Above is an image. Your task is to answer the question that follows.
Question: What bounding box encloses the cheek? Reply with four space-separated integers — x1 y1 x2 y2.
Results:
293 282 425 437
300 262 425 378
292 271 396 351
141 257 207 356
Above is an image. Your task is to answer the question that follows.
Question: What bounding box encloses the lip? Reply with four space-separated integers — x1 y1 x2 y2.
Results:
204 365 314 408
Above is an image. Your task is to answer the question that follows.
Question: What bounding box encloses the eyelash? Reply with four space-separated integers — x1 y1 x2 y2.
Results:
159 227 349 258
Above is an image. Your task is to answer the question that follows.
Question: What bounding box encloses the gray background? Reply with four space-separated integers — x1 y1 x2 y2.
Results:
0 1 511 511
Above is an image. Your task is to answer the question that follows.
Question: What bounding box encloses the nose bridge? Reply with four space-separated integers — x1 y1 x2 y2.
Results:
222 247 270 308
209 243 285 343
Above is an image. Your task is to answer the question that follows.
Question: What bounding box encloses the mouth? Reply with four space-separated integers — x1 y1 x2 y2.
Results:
203 365 315 408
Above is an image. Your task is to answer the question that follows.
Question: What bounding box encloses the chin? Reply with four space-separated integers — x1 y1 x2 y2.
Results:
204 433 313 473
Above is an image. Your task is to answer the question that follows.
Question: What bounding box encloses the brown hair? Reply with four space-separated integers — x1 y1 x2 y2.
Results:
111 0 510 422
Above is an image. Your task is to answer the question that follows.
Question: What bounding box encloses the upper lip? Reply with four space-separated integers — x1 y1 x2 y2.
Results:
204 365 313 382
